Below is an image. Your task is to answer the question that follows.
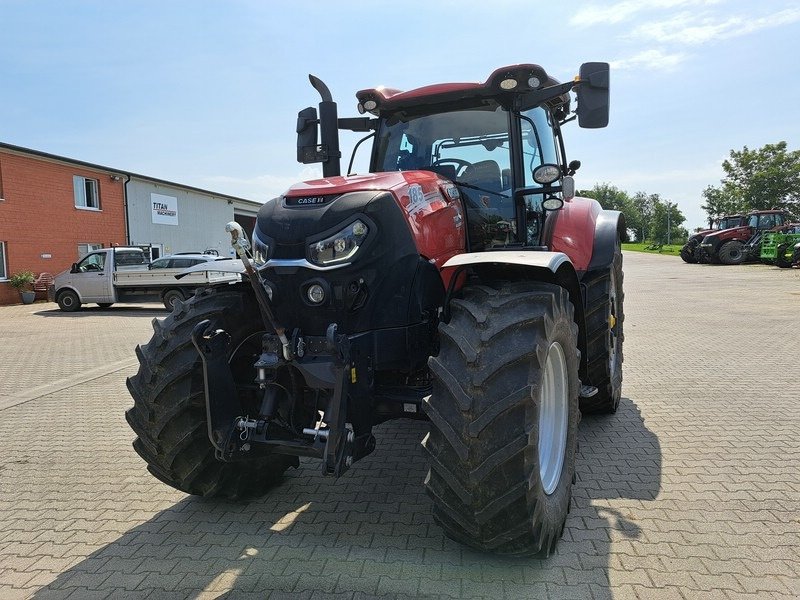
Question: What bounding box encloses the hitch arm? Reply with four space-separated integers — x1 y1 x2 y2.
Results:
191 320 241 453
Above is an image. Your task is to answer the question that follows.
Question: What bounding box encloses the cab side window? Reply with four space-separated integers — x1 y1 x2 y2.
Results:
77 253 106 272
521 107 559 187
171 258 194 269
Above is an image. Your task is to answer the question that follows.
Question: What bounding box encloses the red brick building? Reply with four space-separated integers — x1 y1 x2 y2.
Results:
0 144 127 305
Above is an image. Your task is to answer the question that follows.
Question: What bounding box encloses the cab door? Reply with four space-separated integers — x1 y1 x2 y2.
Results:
72 252 114 302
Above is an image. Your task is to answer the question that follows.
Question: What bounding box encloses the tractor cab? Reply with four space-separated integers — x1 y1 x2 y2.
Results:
297 63 610 252
747 210 786 231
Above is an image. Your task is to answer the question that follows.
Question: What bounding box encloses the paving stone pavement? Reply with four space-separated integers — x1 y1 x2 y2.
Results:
0 252 798 600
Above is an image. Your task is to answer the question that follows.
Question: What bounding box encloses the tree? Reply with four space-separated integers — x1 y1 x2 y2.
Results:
703 141 800 221
648 200 686 245
578 183 629 212
701 185 744 223
579 183 640 240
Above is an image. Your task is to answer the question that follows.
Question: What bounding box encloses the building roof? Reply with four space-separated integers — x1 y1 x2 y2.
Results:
0 141 263 208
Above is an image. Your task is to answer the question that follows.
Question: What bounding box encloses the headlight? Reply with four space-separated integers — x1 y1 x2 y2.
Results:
252 229 271 267
308 220 369 266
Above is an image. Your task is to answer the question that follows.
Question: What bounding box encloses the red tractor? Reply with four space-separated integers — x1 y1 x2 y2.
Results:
680 214 745 263
126 63 623 557
699 210 789 264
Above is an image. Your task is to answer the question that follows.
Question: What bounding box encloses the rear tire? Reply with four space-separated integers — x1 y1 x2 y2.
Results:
125 286 298 499
718 240 745 265
424 282 579 557
580 243 624 413
162 289 185 311
57 290 81 312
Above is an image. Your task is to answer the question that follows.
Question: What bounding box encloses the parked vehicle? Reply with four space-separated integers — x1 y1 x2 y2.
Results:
761 224 800 267
126 62 622 556
149 253 223 271
50 247 240 311
699 210 789 265
680 215 745 263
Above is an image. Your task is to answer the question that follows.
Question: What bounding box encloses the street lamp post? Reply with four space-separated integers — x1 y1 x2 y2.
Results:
667 202 673 246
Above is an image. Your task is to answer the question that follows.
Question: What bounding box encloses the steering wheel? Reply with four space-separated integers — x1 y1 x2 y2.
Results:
431 158 472 178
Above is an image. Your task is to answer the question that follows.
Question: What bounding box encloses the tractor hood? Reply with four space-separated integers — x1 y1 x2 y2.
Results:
256 169 456 249
283 171 438 198
709 225 752 240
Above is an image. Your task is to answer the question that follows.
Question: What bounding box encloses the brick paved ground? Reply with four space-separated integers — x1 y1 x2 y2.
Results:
0 253 798 599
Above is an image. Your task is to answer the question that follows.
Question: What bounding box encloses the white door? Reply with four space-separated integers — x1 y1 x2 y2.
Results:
72 252 114 302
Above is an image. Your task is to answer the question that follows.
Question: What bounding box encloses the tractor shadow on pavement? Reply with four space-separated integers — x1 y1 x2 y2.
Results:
33 306 167 318
33 396 661 600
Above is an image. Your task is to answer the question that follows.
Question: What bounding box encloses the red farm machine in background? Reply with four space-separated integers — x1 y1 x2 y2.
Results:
126 62 624 557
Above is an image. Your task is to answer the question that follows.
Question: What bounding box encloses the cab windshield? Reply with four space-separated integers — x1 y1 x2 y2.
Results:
373 103 557 249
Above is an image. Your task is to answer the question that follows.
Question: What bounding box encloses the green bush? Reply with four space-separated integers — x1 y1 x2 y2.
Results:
9 271 35 291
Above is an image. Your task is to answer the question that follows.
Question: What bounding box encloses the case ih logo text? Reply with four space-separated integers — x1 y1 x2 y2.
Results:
286 195 334 206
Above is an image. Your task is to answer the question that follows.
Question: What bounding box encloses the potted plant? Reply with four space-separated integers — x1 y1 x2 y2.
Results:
10 271 36 304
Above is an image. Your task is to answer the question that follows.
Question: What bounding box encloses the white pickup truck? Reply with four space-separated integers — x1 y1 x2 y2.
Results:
49 247 241 311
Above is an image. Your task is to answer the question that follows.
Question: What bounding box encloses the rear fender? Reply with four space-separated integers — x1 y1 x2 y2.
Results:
441 251 589 381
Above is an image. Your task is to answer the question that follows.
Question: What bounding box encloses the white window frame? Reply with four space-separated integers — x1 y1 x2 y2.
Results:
0 241 7 280
77 243 103 259
73 175 101 210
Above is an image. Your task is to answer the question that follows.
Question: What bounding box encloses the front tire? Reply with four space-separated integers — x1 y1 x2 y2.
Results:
680 243 697 263
775 243 792 268
57 290 81 312
424 282 580 557
125 287 298 499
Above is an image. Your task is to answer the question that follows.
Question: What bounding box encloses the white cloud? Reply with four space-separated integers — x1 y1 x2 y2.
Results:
570 0 721 27
611 49 689 71
631 7 800 45
201 166 323 201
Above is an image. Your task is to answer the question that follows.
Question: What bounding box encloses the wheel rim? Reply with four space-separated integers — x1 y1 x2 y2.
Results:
62 295 74 308
538 341 568 495
609 268 619 374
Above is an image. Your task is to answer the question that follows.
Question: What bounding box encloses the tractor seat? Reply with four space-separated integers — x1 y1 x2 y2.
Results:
427 164 457 181
461 160 502 194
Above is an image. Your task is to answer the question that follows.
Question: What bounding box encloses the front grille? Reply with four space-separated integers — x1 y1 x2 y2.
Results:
272 242 306 259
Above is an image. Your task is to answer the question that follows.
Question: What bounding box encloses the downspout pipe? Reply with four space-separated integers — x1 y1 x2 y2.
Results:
123 173 132 245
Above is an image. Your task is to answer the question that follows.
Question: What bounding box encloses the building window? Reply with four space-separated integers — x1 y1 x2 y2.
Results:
77 243 103 259
0 242 7 280
73 175 100 209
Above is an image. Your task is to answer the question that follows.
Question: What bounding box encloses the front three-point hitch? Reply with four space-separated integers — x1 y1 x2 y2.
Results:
191 319 370 478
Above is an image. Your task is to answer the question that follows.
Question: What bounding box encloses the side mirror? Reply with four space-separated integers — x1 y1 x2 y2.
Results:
296 106 320 164
561 175 575 201
70 263 78 274
576 62 609 129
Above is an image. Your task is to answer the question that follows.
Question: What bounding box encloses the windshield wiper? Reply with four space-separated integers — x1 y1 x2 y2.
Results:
452 180 510 199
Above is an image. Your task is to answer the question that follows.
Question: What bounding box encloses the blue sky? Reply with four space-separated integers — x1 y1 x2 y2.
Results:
2 1 799 230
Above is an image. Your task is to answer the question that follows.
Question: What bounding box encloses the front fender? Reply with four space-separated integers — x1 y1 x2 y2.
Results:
587 210 625 271
441 250 590 381
442 250 569 272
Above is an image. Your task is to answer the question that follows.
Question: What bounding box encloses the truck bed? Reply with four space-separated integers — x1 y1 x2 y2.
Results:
113 269 240 287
